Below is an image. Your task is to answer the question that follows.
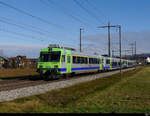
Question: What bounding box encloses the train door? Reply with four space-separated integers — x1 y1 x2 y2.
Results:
127 60 128 68
66 50 72 73
110 58 112 70
99 56 103 71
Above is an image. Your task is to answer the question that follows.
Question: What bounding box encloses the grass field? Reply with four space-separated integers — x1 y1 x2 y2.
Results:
0 68 39 79
0 66 150 113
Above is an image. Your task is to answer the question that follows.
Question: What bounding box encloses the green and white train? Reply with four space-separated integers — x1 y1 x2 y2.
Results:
37 44 135 80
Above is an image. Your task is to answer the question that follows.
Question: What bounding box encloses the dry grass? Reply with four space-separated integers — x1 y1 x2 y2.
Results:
0 68 39 79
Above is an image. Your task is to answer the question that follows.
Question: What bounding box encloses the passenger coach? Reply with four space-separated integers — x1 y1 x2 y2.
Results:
37 44 135 80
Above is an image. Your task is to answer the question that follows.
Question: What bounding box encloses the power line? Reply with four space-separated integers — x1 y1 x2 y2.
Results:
0 18 62 40
85 0 109 22
40 0 92 28
0 34 41 43
0 27 68 45
0 28 44 41
73 0 106 25
0 16 58 35
0 16 78 43
0 1 65 29
0 19 47 36
0 16 78 45
0 18 65 44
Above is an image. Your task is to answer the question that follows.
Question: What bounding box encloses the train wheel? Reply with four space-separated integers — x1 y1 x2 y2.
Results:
71 72 75 77
51 72 57 80
40 74 45 80
45 72 58 81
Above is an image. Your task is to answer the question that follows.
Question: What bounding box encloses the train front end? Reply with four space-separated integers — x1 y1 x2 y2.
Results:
37 46 63 80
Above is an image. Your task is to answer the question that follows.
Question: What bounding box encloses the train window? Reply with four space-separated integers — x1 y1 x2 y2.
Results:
80 57 87 64
61 55 65 62
89 58 92 64
94 58 98 64
95 58 97 64
82 57 85 64
95 59 97 64
84 58 88 64
77 57 80 64
85 58 88 64
97 58 100 64
106 59 110 64
83 57 86 64
112 62 117 66
93 58 96 64
73 56 88 64
80 57 83 64
112 61 115 66
73 56 76 64
89 58 99 64
40 51 61 62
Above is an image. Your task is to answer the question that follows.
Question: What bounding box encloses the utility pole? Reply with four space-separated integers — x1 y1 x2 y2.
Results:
112 50 114 57
124 50 132 59
97 24 122 73
97 21 111 57
135 41 136 56
129 43 134 60
119 25 122 73
134 41 137 67
108 22 111 57
80 28 83 52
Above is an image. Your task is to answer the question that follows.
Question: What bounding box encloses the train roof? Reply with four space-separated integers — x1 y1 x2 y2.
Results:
41 45 135 61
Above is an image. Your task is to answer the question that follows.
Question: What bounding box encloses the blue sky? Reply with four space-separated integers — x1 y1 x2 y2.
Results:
0 0 150 58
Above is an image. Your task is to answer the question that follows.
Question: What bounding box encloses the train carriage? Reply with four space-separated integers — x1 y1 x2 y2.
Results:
37 44 135 80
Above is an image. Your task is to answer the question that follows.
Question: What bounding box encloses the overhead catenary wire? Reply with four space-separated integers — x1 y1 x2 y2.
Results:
0 0 111 50
0 23 77 47
0 16 60 36
0 16 79 46
44 0 93 28
0 28 44 41
73 0 106 25
0 19 63 44
0 16 78 44
0 18 62 40
0 34 43 43
0 27 68 45
0 1 65 29
0 19 50 37
85 0 110 22
0 0 80 44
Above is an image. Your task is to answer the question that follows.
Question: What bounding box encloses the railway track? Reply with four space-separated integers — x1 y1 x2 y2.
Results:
0 71 103 92
0 67 136 92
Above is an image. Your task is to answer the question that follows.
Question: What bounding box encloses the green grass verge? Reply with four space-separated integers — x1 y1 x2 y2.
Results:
0 66 150 113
